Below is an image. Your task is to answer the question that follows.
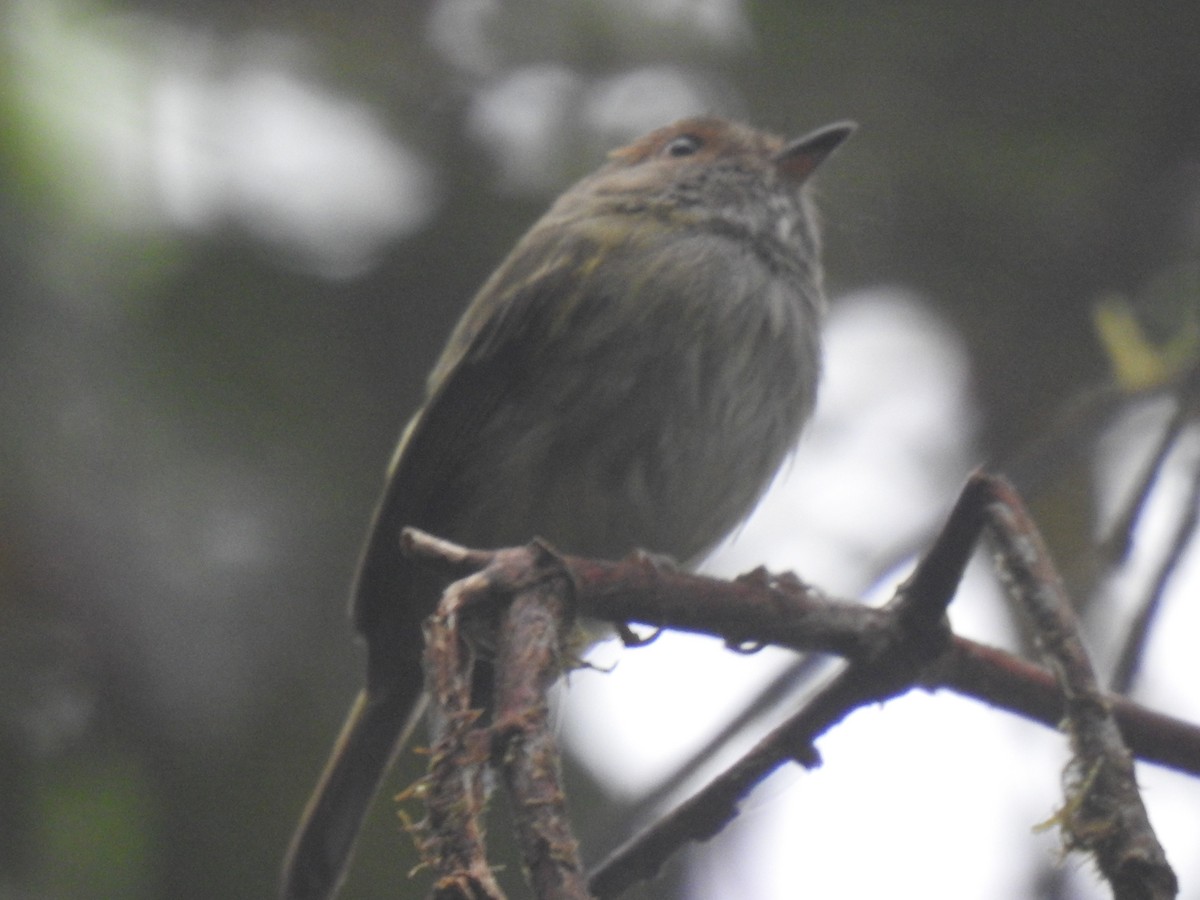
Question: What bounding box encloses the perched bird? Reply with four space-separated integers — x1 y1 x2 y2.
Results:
281 115 854 900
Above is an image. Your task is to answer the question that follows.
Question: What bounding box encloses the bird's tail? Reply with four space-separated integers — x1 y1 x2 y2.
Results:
280 681 426 900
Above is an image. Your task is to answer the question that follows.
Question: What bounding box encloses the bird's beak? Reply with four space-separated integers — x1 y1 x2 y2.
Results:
774 121 857 182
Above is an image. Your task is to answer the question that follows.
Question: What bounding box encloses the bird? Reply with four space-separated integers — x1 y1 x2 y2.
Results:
281 115 854 900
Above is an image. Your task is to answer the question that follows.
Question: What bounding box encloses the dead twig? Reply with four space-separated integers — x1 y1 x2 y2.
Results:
406 537 590 900
490 542 590 900
409 568 503 900
984 477 1177 900
402 469 1186 900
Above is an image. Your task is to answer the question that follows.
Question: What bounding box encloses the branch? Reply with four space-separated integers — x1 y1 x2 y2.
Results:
490 542 590 900
587 469 985 897
984 477 1177 900
408 569 503 900
404 535 590 900
401 469 1191 900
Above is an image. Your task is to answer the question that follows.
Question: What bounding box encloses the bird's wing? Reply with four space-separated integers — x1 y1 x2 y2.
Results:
348 223 605 673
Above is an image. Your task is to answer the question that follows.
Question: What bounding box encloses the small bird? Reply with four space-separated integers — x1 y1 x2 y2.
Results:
281 115 854 900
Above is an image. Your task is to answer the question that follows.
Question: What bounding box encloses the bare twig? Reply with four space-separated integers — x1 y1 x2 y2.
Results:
939 637 1200 774
985 477 1177 900
403 526 1200 777
406 538 591 900
490 542 591 900
402 462 1194 900
567 553 895 658
586 472 984 896
587 657 894 898
411 571 504 900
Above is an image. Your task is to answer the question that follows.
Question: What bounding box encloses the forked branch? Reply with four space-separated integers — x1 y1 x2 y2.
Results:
401 472 1184 900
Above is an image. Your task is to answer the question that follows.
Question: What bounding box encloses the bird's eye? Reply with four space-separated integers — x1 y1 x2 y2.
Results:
663 134 702 158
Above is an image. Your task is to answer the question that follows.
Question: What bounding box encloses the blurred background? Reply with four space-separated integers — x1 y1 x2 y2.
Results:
2 1 1199 898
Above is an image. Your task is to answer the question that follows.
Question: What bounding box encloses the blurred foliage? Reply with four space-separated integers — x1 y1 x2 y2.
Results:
1 0 1198 898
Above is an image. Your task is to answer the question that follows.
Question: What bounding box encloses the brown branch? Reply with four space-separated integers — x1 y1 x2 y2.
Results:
938 637 1200 774
489 542 591 900
984 476 1178 900
405 538 592 900
585 475 1184 898
403 527 1200 779
566 555 895 658
402 463 1195 900
411 570 504 900
586 654 911 898
589 530 1200 768
587 469 987 897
